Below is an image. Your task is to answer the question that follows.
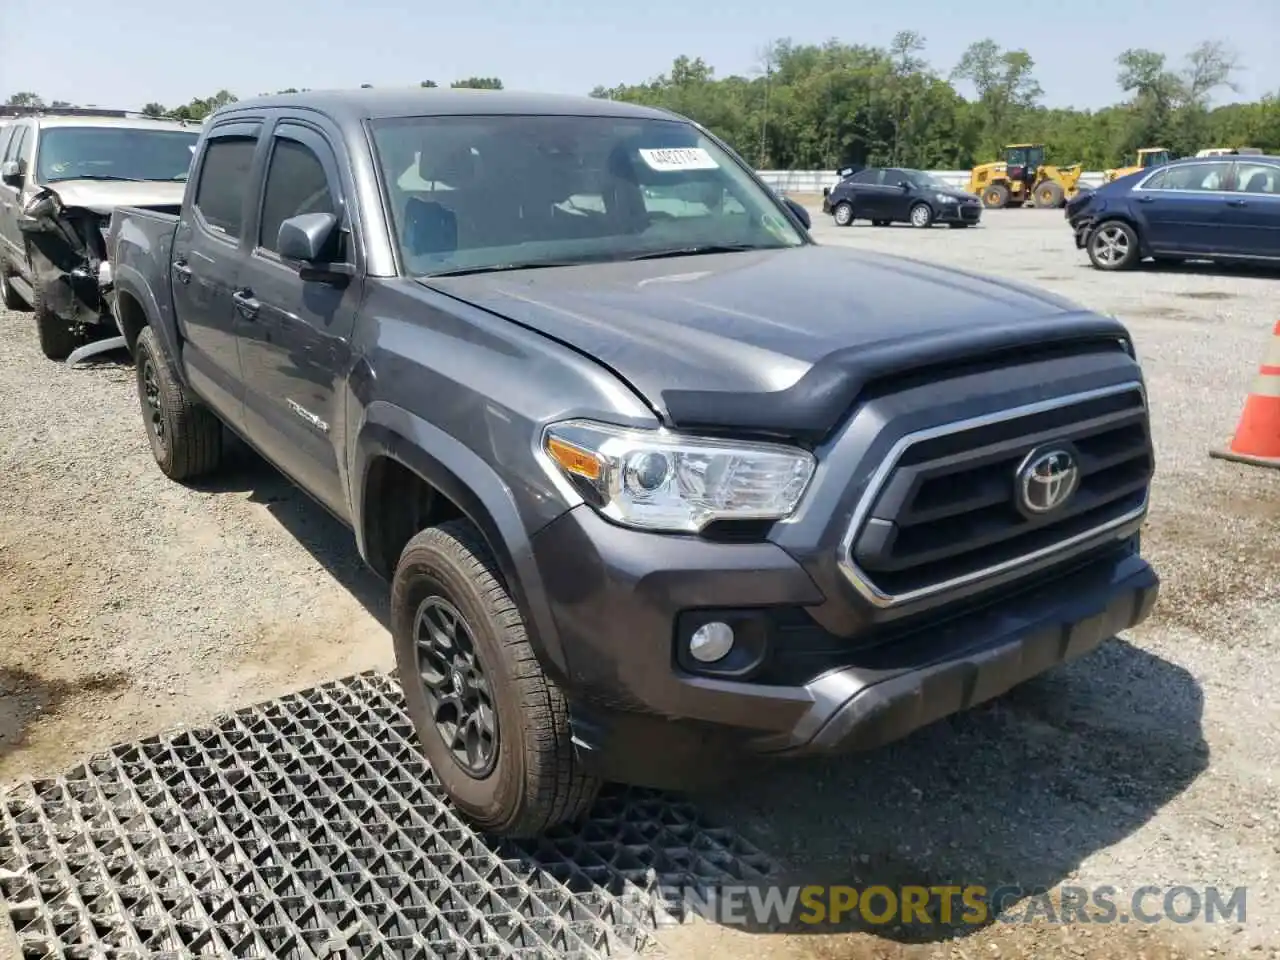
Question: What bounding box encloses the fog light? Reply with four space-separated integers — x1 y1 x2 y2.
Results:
689 622 734 663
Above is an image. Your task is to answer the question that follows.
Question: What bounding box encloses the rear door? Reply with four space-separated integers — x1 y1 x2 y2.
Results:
850 168 893 219
1132 161 1233 254
170 119 263 428
235 118 360 520
1222 160 1280 258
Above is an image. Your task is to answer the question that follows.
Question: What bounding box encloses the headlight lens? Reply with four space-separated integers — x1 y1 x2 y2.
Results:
541 419 816 532
936 193 958 204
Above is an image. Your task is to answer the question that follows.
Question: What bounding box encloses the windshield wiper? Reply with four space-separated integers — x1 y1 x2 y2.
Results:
627 243 763 260
421 259 589 278
46 174 146 182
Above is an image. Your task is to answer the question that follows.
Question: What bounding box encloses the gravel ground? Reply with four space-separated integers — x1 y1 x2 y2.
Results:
1 206 1278 960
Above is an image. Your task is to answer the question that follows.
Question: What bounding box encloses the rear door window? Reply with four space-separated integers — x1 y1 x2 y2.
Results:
1162 162 1231 192
193 135 258 237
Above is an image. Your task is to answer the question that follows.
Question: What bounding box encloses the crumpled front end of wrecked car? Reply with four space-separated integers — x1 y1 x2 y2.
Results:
17 187 115 326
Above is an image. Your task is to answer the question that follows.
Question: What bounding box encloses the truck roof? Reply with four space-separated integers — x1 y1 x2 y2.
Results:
10 115 196 131
217 87 681 124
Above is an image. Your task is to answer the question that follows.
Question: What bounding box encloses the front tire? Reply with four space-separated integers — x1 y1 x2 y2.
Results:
832 202 854 227
909 203 934 228
134 326 223 480
33 285 83 361
1033 181 1065 208
392 520 601 837
982 183 1010 209
1087 220 1140 271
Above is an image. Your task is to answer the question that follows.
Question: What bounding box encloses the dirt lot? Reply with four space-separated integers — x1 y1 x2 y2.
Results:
2 207 1278 960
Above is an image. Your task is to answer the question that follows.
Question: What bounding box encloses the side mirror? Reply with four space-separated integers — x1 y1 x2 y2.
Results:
782 197 811 229
898 180 911 190
278 211 337 262
1 161 22 188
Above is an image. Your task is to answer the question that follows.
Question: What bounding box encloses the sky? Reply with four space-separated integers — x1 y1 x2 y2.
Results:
2 0 1277 113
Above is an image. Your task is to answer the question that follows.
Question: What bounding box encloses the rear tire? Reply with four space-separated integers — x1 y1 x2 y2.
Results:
134 325 223 480
832 202 854 227
33 285 83 361
982 184 1010 209
392 520 601 837
1087 220 1140 271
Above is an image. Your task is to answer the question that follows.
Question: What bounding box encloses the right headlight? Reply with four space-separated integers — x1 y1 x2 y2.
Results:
540 419 816 533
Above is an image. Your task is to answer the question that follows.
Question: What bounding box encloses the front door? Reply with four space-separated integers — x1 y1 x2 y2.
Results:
0 124 32 272
171 120 263 430
1221 161 1280 258
1134 161 1233 255
235 121 359 520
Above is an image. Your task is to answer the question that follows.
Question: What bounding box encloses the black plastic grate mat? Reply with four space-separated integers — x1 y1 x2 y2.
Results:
0 672 778 959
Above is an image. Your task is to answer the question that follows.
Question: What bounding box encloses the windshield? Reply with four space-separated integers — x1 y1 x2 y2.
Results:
1006 147 1044 170
370 114 805 276
905 170 949 190
36 127 199 184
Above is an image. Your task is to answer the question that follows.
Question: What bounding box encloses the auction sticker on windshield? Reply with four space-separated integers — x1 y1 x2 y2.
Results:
639 147 719 171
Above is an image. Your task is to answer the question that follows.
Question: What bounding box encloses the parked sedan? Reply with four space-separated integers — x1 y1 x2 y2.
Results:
822 167 983 228
1067 155 1280 270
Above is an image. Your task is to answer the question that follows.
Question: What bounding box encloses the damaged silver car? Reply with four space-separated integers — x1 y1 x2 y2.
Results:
0 114 198 360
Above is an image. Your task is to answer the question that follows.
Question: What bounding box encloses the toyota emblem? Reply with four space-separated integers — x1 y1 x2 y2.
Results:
1016 447 1080 515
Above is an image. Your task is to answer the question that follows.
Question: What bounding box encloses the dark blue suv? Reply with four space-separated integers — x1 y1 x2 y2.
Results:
1067 155 1280 270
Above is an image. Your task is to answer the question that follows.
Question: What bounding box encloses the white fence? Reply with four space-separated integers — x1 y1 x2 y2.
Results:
756 170 1108 194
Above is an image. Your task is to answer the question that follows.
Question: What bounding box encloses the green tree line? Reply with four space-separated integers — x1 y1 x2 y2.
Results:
590 36 1279 170
7 37 1279 170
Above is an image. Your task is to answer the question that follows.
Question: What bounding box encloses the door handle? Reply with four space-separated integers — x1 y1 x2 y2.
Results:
1226 198 1247 207
232 288 260 320
1135 195 1155 203
172 259 193 283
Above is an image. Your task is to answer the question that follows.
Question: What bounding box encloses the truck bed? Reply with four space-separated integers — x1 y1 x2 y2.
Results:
106 206 182 353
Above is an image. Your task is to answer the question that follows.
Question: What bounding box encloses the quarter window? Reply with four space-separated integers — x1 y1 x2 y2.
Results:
1232 163 1278 195
258 138 337 254
194 136 257 237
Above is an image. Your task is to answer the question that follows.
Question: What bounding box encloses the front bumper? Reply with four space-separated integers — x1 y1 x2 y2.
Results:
530 505 1157 788
1072 217 1096 249
937 202 983 223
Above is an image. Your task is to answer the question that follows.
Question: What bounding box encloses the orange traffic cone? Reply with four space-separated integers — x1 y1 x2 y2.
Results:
1209 319 1280 469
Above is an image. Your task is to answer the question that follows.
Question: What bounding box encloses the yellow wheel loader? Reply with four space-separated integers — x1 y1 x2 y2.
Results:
965 144 1084 209
1103 147 1170 183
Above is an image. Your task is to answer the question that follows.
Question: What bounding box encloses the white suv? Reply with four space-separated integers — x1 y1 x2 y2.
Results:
0 113 198 359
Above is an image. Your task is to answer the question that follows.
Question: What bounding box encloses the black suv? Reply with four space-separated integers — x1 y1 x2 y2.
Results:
823 167 983 228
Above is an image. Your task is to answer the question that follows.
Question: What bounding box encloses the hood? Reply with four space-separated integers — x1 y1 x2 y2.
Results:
35 179 186 214
423 245 1128 440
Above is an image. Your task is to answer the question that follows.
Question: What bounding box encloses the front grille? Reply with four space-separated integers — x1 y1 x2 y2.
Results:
961 205 982 220
843 383 1151 604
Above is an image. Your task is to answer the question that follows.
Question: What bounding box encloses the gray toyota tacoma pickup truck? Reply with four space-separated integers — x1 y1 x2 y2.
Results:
107 88 1159 838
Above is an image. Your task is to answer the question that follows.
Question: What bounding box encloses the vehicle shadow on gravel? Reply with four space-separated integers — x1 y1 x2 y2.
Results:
690 639 1208 945
169 436 1208 949
186 431 390 620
